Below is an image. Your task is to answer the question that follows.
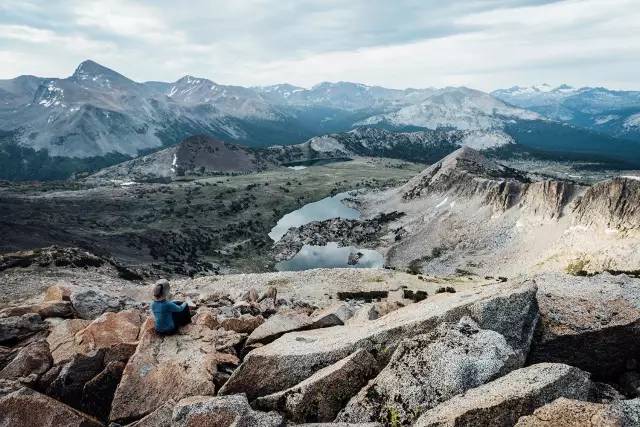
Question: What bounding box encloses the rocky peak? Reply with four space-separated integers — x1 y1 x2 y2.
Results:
401 147 580 216
401 147 524 200
71 60 130 84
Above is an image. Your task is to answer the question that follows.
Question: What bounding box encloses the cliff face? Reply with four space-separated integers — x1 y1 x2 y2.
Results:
401 147 578 217
573 178 640 231
520 181 579 220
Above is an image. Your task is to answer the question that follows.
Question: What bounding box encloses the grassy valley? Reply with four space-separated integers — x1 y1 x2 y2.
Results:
0 158 421 275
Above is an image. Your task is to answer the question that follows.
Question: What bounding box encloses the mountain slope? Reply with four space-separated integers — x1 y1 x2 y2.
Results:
357 87 541 130
344 148 640 276
90 135 279 181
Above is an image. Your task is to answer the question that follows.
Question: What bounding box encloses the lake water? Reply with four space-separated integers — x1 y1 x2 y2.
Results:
268 192 360 241
276 242 384 271
269 192 384 271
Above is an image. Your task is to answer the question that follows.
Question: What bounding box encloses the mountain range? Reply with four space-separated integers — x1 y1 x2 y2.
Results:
492 84 640 141
1 60 640 180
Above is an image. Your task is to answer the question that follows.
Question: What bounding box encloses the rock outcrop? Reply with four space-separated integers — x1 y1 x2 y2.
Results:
573 177 640 231
0 386 102 427
0 340 52 382
336 317 521 425
520 180 577 219
401 147 529 210
0 301 73 319
245 311 312 346
529 273 640 380
70 288 137 320
514 397 640 426
171 394 284 427
47 319 92 364
273 212 403 261
220 280 538 399
109 320 219 424
414 363 595 427
400 147 580 218
0 314 47 344
255 349 378 423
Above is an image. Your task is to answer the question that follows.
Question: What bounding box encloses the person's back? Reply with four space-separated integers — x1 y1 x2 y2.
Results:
151 279 189 334
151 299 186 334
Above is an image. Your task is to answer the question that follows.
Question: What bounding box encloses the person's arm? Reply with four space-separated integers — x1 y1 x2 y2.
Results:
166 301 187 312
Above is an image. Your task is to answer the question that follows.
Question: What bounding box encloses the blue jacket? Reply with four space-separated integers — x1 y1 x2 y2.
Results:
151 300 186 333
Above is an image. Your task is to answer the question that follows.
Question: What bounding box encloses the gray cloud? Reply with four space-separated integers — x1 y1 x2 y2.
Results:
0 0 637 91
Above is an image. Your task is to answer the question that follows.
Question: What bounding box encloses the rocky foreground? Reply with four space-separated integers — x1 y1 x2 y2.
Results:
2 267 640 426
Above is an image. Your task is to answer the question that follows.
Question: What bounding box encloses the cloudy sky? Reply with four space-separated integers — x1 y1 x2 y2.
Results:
1 0 638 90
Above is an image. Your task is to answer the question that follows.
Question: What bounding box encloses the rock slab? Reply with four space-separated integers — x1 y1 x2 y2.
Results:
337 317 521 425
220 281 538 399
530 273 640 380
414 363 594 427
172 394 284 427
515 397 640 427
109 320 217 423
0 387 102 427
255 349 378 423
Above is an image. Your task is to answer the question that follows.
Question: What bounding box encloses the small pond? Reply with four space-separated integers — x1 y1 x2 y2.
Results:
276 242 384 271
269 192 384 271
269 192 360 241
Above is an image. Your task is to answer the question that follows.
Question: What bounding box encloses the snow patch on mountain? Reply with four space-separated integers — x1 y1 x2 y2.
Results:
459 130 514 149
624 113 640 129
594 115 619 125
38 83 65 108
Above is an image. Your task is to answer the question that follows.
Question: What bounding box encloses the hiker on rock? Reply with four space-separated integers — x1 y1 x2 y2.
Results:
151 279 191 334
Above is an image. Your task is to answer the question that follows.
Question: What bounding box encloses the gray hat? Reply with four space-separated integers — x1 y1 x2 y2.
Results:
153 279 170 300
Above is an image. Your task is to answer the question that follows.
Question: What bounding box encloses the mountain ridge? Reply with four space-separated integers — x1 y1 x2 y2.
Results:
1 60 639 181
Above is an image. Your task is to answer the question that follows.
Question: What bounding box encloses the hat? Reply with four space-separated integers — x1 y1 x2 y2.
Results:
153 279 170 300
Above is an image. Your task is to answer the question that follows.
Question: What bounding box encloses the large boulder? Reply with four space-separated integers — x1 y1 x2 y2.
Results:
75 309 143 361
308 303 354 329
171 394 284 427
514 397 640 426
245 311 312 346
0 301 73 319
44 284 72 302
128 400 176 427
46 319 92 364
0 386 102 427
219 280 538 399
109 320 218 424
0 340 52 381
70 288 136 320
529 273 640 380
255 349 378 423
336 317 521 425
46 310 142 368
221 314 264 334
0 314 48 344
414 363 595 427
47 349 105 410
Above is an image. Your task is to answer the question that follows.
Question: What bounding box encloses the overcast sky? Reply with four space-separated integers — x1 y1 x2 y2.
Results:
1 0 638 91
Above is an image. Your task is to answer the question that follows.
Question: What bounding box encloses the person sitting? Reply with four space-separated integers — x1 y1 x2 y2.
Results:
151 279 191 335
